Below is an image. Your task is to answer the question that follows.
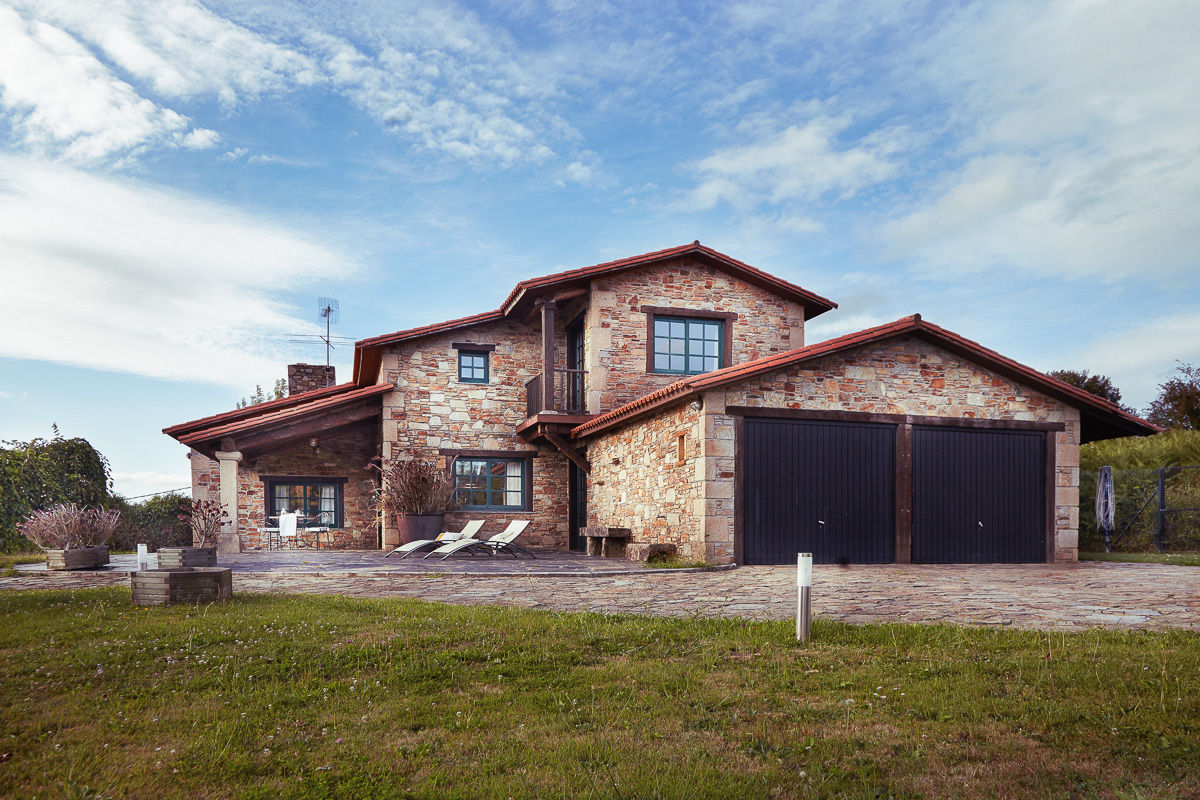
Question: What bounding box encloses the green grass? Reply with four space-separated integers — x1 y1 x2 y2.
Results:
1080 551 1200 567
2 589 1198 800
645 556 714 569
0 553 45 575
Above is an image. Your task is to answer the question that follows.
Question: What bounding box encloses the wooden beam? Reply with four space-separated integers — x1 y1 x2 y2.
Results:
540 299 557 411
544 429 590 474
895 423 913 563
230 400 380 457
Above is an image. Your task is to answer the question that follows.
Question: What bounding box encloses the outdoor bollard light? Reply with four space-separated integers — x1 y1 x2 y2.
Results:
797 552 813 643
137 543 149 571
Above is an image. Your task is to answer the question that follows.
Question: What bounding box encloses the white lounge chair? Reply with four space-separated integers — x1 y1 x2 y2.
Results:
384 519 485 558
426 520 533 560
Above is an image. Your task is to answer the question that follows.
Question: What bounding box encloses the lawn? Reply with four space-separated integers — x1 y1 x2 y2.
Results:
2 589 1198 800
1080 551 1200 567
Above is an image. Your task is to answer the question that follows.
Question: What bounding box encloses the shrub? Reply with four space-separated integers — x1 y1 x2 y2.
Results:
109 493 192 552
18 504 120 551
181 500 227 548
370 451 456 518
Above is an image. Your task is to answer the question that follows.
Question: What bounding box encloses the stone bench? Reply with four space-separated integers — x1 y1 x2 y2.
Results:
625 542 678 562
582 526 631 558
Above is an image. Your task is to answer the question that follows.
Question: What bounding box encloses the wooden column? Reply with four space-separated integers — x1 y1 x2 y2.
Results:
540 299 556 412
895 422 913 563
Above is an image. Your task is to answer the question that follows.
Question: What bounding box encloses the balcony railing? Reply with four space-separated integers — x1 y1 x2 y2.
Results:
525 368 587 417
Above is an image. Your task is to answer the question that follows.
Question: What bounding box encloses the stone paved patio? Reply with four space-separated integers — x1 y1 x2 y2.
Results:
4 555 1198 631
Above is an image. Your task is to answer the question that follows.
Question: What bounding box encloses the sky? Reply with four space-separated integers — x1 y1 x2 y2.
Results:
1 0 1198 499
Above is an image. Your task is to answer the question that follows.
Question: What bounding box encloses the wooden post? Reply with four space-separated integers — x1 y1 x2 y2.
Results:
540 299 557 412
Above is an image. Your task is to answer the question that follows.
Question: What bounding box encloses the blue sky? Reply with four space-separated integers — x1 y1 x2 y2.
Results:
1 0 1198 498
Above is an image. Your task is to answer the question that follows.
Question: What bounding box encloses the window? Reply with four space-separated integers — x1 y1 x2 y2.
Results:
453 458 527 510
458 350 489 383
652 316 723 375
265 479 343 527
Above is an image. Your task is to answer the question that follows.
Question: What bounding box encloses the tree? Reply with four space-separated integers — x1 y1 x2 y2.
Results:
1048 369 1129 408
0 427 112 552
1144 362 1200 431
236 378 288 409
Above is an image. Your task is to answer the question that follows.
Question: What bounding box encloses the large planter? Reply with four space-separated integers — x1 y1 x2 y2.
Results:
394 513 446 545
45 546 109 571
157 547 217 569
131 567 233 606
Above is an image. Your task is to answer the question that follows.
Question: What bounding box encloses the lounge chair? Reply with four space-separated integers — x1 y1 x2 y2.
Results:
426 520 533 560
384 519 485 558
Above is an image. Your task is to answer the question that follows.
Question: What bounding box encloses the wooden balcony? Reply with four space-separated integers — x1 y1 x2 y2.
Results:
525 368 587 417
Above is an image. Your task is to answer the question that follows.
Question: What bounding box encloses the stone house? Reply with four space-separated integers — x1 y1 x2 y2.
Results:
164 242 1155 564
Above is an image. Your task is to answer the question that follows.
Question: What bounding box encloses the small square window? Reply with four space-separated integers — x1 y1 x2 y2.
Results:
458 351 489 383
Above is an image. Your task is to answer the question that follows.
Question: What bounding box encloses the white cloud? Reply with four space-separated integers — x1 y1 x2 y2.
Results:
179 128 220 150
0 155 357 391
1070 311 1200 410
0 5 192 163
682 115 902 212
878 0 1200 281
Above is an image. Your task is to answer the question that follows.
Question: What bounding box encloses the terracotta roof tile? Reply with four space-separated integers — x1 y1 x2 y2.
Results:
171 383 391 446
162 382 354 438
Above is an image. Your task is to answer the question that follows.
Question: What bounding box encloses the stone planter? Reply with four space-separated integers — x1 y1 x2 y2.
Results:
394 513 446 545
157 547 217 569
131 568 233 606
45 546 109 571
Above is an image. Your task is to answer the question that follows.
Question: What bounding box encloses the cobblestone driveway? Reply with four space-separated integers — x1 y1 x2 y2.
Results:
4 560 1197 631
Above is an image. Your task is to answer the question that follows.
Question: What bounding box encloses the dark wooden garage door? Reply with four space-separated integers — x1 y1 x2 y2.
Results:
743 418 895 565
912 426 1046 563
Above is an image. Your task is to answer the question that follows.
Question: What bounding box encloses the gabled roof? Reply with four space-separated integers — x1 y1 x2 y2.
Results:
498 241 837 319
352 242 836 386
166 382 391 449
571 314 1159 443
162 382 353 439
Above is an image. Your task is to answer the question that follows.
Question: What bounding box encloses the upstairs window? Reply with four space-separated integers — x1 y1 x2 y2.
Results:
652 316 723 375
458 351 489 383
453 458 527 510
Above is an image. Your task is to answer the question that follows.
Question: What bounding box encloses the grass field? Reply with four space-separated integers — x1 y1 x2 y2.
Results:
2 588 1198 800
1080 551 1200 567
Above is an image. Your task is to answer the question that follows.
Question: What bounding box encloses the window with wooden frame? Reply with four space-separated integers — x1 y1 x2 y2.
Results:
457 350 489 383
263 478 345 527
452 457 529 510
675 432 687 465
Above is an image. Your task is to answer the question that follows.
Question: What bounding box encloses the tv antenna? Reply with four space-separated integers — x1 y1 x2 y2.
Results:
287 297 354 385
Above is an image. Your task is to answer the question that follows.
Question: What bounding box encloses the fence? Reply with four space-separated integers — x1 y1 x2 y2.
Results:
1080 465 1200 552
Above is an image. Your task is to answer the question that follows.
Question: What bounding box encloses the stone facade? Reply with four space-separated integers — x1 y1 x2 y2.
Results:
188 419 379 550
585 401 706 560
583 258 808 412
379 317 569 548
584 336 1082 565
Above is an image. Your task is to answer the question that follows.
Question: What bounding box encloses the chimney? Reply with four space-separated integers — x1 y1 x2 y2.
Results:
287 363 335 395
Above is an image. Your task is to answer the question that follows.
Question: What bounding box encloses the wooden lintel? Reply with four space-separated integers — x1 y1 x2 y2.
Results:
544 430 590 474
552 287 587 303
229 400 380 457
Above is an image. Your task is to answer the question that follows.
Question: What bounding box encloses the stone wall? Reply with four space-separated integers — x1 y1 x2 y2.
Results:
584 401 706 560
379 317 570 548
710 337 1081 563
187 420 379 550
584 335 1082 565
584 258 808 412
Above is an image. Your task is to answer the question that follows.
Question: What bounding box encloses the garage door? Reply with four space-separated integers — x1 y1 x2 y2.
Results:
743 418 895 565
912 426 1046 563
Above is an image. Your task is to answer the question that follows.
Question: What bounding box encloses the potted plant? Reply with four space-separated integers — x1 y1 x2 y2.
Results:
19 503 119 570
371 451 456 546
158 500 225 567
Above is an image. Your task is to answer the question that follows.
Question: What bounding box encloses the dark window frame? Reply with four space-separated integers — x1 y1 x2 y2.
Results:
450 455 532 511
261 476 347 528
457 350 490 384
641 305 736 375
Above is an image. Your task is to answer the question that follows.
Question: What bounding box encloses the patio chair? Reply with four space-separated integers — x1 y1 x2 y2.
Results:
426 520 533 560
276 511 299 550
384 519 485 558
